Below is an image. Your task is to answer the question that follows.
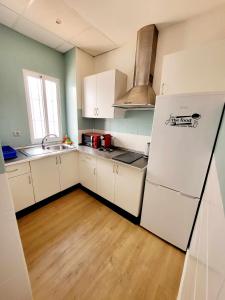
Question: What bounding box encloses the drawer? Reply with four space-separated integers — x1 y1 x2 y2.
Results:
79 152 96 163
6 162 30 178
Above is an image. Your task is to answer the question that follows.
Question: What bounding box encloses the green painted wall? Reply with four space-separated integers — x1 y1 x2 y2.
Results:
93 110 154 136
78 109 94 131
0 24 66 147
64 49 79 145
215 112 225 210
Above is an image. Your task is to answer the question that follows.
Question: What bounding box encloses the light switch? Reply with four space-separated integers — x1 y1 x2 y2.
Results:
13 130 21 137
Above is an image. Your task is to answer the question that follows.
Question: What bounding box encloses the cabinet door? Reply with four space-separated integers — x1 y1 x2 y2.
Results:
83 74 97 118
30 156 60 202
79 153 97 193
59 151 79 191
96 70 115 118
114 164 144 216
8 173 35 212
96 158 115 203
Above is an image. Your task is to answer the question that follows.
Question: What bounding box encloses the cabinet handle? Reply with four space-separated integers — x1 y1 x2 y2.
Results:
7 169 18 173
56 156 58 165
116 165 119 174
161 82 164 95
59 156 62 164
93 168 96 175
113 164 115 173
28 175 32 184
96 108 99 116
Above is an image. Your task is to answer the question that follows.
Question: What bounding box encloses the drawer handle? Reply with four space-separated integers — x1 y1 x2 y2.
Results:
7 169 18 173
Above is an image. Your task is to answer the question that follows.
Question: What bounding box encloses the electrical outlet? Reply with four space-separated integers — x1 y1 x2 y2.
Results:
13 130 21 137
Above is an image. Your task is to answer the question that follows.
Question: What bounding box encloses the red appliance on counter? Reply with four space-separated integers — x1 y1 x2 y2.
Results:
82 132 101 148
82 132 112 149
100 134 112 149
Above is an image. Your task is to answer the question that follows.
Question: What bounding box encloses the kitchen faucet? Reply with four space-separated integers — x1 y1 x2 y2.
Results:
41 134 57 149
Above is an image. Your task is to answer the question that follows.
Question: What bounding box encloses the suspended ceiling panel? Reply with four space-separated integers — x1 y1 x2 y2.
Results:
0 0 225 55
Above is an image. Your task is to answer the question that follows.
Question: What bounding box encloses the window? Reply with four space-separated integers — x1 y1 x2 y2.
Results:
23 70 62 144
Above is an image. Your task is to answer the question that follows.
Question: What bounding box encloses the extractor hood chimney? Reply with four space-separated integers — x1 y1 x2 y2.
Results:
114 24 158 109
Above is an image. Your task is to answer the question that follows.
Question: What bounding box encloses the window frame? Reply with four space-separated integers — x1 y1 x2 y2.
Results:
23 69 62 145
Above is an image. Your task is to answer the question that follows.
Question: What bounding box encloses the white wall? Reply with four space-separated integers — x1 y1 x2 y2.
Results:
94 4 225 95
76 48 94 109
94 38 136 90
0 172 32 299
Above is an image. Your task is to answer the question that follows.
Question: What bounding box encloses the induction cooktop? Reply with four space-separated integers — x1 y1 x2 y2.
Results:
112 151 143 164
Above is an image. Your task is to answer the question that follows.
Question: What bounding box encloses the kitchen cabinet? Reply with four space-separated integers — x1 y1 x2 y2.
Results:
6 162 30 178
79 153 97 193
161 40 225 95
30 155 60 202
31 151 79 202
95 157 145 216
96 158 115 203
83 69 127 118
59 151 79 190
7 170 35 213
114 163 145 216
83 74 97 118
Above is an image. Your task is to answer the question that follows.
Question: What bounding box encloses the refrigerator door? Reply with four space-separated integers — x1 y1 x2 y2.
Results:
148 93 224 198
141 180 199 250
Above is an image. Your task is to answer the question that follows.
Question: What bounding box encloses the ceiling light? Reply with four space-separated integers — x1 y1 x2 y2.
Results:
56 18 62 25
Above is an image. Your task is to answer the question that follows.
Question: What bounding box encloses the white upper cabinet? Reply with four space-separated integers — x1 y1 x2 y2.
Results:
83 74 97 118
161 40 225 95
83 69 127 118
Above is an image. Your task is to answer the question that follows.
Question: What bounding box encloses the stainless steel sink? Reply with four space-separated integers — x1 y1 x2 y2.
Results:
19 144 72 156
45 145 69 151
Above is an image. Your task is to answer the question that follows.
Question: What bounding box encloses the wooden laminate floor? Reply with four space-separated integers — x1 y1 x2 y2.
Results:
18 189 185 300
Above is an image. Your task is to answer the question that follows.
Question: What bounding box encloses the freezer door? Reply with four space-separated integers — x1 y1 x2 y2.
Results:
148 93 224 198
141 180 199 250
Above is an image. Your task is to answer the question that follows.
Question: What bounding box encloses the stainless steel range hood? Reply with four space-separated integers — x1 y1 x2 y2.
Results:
113 24 158 109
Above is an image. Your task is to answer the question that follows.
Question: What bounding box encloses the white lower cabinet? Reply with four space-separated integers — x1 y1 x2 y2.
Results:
30 155 60 202
6 150 79 211
96 158 115 203
95 157 145 216
8 173 35 212
59 151 79 190
31 152 79 202
30 151 79 203
6 150 144 217
114 163 145 216
79 153 97 193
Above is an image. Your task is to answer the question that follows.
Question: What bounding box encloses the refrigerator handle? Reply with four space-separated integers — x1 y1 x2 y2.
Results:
145 179 160 187
146 179 199 200
179 192 199 200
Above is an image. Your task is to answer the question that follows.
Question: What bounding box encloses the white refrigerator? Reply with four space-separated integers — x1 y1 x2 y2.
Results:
141 93 225 250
